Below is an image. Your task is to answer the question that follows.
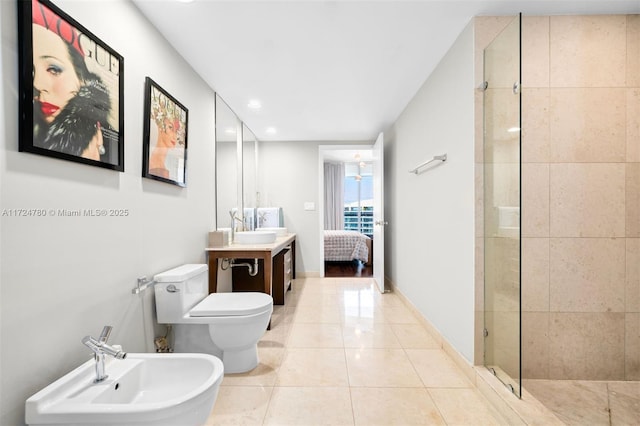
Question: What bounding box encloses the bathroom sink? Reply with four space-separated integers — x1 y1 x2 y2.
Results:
234 230 277 244
256 227 288 236
25 353 224 426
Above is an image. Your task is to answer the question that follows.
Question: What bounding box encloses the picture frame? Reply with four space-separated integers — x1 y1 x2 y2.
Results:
142 77 188 187
17 0 124 171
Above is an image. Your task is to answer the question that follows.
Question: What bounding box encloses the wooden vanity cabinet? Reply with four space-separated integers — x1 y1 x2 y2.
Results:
232 246 291 305
231 259 265 292
271 247 292 305
206 234 296 304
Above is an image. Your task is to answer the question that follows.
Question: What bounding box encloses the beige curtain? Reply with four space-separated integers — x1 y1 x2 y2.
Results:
324 162 344 230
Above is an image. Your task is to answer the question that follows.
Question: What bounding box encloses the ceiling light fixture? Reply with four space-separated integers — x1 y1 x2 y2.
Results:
266 127 277 134
247 99 262 110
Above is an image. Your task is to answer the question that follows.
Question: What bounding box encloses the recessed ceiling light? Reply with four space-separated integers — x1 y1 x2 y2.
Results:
225 128 236 134
248 99 262 109
265 127 277 134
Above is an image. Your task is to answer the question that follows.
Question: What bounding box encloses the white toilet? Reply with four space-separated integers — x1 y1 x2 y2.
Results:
154 264 273 373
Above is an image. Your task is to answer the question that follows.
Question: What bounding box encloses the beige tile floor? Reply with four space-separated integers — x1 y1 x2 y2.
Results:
205 277 508 425
523 379 640 426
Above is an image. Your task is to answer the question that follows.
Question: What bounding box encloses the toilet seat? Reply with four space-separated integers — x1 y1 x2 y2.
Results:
190 292 272 317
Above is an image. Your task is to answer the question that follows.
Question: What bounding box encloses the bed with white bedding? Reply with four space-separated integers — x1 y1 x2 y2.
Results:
324 230 371 263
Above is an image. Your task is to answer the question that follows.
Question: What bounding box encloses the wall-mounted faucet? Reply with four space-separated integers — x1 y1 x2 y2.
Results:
82 326 127 383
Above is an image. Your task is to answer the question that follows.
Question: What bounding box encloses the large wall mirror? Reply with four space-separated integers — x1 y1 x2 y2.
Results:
243 124 258 210
215 94 242 230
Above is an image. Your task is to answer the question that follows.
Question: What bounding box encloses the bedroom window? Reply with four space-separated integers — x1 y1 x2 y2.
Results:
344 162 373 237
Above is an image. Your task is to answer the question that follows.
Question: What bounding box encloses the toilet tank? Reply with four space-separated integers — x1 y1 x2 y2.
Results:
154 264 208 324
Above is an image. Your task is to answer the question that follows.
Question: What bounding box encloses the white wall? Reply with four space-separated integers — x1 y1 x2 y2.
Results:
386 21 476 362
0 1 216 424
258 141 324 274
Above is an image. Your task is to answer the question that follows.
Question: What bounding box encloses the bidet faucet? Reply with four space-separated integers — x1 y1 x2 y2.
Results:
82 326 127 383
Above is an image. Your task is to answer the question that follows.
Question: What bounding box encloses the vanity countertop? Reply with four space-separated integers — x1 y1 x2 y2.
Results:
205 233 296 254
205 233 297 295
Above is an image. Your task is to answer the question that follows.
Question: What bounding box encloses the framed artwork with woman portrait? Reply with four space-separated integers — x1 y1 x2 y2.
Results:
142 77 188 187
17 0 125 171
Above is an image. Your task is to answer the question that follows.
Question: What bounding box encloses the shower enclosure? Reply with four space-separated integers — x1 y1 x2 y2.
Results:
482 12 639 422
482 15 521 398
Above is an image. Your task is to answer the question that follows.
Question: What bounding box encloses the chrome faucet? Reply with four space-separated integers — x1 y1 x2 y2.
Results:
229 210 244 242
82 326 127 383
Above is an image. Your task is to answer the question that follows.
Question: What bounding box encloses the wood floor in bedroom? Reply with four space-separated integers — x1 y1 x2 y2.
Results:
324 260 372 278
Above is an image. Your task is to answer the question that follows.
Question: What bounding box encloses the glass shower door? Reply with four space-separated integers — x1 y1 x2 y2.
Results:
483 15 521 397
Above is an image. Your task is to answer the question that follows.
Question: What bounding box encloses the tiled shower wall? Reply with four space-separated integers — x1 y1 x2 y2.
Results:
520 15 640 380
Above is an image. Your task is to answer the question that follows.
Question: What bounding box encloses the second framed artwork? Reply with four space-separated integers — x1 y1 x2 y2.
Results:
142 77 188 187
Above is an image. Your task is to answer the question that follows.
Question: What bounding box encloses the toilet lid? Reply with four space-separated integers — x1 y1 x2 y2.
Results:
190 292 272 317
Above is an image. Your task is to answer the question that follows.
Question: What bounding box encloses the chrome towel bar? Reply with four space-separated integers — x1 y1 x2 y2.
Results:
409 153 447 174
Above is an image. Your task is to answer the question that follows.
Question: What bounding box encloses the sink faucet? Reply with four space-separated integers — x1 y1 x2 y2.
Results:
229 210 244 242
82 326 127 383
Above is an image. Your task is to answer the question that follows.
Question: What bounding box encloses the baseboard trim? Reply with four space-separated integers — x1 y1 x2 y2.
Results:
296 271 320 278
385 279 476 384
385 278 562 426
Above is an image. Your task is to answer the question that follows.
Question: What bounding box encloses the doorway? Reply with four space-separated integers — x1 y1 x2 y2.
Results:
318 136 385 292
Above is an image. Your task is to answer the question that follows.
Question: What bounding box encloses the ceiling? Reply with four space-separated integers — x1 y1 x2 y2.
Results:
133 0 639 142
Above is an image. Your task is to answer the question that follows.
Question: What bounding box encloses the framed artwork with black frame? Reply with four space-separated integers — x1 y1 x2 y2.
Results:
17 0 124 171
142 77 188 187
